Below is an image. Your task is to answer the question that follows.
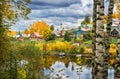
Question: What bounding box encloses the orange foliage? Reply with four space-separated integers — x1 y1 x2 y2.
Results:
103 13 119 23
23 29 29 35
103 15 108 23
112 13 119 19
7 30 17 36
29 21 50 34
109 58 115 65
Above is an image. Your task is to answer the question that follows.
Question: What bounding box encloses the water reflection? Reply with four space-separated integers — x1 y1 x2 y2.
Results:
43 61 92 79
42 56 114 79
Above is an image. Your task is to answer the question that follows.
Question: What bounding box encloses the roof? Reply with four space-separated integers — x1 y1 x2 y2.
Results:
111 29 119 34
54 31 61 36
30 32 40 38
75 30 83 35
17 31 22 36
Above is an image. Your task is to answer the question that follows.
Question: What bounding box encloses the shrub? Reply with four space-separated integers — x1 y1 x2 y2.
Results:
69 46 79 54
46 33 56 41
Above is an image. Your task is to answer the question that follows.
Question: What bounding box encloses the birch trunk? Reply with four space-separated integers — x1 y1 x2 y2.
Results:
114 38 120 78
92 0 107 79
92 0 97 79
106 0 114 78
115 0 120 78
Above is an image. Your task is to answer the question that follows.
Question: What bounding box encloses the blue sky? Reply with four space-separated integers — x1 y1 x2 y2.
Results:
11 0 109 31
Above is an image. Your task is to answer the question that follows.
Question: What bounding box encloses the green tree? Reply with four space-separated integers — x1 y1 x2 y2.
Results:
64 31 71 41
84 15 91 24
46 33 56 41
81 15 91 25
50 25 54 31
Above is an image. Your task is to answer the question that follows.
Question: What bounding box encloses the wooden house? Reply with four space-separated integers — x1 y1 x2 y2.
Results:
29 32 42 40
111 29 119 38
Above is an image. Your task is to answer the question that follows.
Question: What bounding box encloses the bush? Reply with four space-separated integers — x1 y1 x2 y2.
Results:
18 43 42 60
69 46 79 54
46 33 56 41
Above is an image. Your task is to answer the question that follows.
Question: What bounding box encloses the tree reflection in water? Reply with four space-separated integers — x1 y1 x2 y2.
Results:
41 55 115 79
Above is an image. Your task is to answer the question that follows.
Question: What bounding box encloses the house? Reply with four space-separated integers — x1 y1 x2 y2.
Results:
29 32 42 40
54 30 61 37
75 30 83 34
17 35 24 41
111 19 120 38
75 30 83 37
111 29 119 37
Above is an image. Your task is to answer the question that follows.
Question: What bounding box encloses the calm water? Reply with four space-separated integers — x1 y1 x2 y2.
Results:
41 55 114 79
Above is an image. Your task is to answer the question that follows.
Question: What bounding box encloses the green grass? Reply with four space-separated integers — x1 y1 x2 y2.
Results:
110 38 117 44
80 40 92 48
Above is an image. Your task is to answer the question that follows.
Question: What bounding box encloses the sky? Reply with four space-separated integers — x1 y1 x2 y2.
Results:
11 0 109 31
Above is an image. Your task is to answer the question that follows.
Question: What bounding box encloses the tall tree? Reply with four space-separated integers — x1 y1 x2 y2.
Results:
84 15 91 24
92 0 108 79
105 0 114 79
92 1 97 79
106 0 114 66
0 0 30 78
50 25 54 31
64 31 71 42
81 15 91 25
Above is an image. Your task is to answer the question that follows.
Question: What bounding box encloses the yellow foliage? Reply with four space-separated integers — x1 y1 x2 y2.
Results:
104 15 108 23
109 44 117 55
17 68 26 79
42 28 51 40
29 21 49 34
54 41 72 52
7 30 17 36
84 46 92 53
36 41 72 52
35 43 43 51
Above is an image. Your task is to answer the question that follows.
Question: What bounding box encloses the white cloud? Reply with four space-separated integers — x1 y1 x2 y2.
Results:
10 20 36 31
11 0 93 31
81 0 93 7
31 0 80 5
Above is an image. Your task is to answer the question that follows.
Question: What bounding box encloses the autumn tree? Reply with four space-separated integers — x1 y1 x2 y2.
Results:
7 30 17 37
29 21 49 34
0 0 30 78
23 29 29 35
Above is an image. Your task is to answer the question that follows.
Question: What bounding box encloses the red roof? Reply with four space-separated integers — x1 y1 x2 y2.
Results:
30 32 40 38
